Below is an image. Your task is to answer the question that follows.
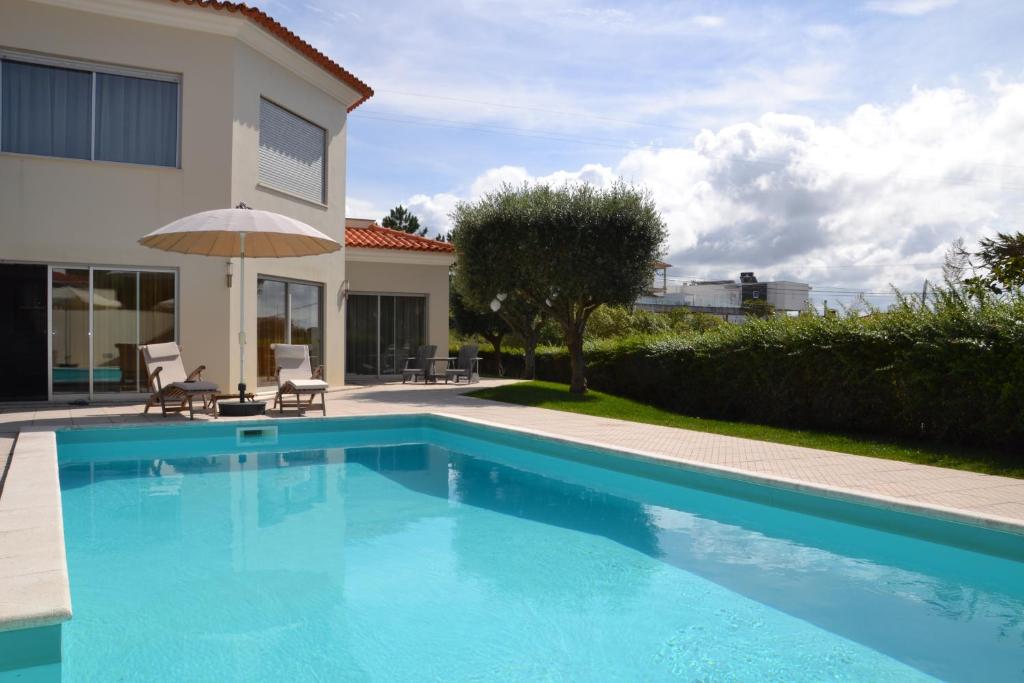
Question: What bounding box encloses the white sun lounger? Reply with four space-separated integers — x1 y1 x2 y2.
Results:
271 343 328 415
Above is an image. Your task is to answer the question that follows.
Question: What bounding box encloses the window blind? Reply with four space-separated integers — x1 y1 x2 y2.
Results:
258 98 326 204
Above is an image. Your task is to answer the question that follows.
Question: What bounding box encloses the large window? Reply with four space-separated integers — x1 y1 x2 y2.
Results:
258 98 326 204
1 55 179 167
346 294 426 376
257 277 324 384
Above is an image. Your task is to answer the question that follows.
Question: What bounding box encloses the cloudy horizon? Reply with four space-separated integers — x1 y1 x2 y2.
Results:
254 0 1024 305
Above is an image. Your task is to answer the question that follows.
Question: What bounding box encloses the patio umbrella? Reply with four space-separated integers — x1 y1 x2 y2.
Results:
138 203 340 404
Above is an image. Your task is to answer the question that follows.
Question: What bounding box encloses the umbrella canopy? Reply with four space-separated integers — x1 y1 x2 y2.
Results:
139 208 340 258
138 206 340 405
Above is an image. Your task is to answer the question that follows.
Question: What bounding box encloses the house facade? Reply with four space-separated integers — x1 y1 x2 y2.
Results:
343 219 454 379
0 0 449 403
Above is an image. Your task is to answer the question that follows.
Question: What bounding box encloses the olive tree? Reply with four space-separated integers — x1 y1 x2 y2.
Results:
451 182 665 393
450 288 510 376
451 201 547 379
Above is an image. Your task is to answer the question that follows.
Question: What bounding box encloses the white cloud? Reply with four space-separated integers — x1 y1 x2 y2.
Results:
406 192 460 234
345 196 383 221
403 81 1024 291
691 15 725 29
863 0 957 16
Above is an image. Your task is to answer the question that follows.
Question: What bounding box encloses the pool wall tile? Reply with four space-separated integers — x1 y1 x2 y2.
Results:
0 624 61 677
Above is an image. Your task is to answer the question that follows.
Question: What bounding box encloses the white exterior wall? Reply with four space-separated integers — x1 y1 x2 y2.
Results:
662 282 742 308
0 0 362 394
766 281 812 312
228 40 350 387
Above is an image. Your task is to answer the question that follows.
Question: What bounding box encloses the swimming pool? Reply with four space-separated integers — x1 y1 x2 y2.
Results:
51 415 1023 681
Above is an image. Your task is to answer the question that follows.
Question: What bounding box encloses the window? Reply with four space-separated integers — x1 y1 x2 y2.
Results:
1 61 92 159
94 73 178 166
1 55 179 167
258 98 326 204
256 277 324 384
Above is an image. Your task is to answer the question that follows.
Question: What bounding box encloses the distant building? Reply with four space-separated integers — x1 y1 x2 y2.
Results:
638 270 812 322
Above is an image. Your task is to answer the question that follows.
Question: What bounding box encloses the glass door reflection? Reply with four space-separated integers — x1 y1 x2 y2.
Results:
345 294 378 376
289 282 323 373
51 268 91 394
257 277 324 385
257 279 287 384
50 267 176 397
92 269 138 393
344 294 426 377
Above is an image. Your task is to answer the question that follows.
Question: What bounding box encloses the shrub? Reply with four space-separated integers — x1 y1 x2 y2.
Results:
474 292 1024 451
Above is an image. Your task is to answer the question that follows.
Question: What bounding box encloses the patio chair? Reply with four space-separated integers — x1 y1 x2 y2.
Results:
445 344 481 384
271 343 328 415
401 344 437 383
141 342 219 420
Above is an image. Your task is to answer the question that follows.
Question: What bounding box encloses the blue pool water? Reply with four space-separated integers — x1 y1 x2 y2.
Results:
54 416 1023 681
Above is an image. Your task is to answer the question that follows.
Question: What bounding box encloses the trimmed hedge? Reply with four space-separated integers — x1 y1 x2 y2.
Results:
468 295 1024 451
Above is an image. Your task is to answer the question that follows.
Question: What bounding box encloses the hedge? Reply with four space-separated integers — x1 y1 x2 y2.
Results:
466 294 1024 451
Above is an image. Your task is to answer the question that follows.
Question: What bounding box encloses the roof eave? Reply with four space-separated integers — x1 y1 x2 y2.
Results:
168 0 373 110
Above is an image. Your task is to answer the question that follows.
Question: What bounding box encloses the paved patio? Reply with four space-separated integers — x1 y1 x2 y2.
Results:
2 378 1023 528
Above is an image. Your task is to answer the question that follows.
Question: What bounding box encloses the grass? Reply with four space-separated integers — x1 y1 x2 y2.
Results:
466 380 1024 479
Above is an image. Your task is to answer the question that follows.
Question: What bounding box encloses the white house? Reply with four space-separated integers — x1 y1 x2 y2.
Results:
0 0 453 402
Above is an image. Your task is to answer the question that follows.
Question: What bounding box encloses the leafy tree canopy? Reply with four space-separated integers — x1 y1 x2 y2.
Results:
965 231 1024 294
449 288 510 375
742 298 776 319
451 181 665 392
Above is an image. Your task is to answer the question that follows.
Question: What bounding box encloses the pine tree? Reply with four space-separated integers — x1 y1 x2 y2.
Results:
381 205 427 236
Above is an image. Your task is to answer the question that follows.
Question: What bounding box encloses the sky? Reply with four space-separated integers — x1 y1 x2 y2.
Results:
254 0 1024 305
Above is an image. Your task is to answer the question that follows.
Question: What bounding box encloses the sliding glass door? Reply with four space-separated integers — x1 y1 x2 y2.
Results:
51 268 91 395
0 264 48 401
50 267 175 397
256 277 323 385
346 294 426 377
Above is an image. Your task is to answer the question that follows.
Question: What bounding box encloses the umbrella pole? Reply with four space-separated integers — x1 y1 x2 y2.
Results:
238 231 246 403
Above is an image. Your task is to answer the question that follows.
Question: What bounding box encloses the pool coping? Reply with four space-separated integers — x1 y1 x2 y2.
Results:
0 431 72 634
2 410 1022 635
427 412 1024 538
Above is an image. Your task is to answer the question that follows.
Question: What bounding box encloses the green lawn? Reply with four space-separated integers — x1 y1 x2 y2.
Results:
466 380 1023 479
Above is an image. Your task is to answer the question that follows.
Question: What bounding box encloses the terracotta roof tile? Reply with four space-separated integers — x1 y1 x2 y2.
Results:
168 0 373 111
345 220 454 253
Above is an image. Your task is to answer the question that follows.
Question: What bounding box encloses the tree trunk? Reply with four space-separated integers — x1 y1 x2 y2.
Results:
522 330 538 380
484 333 505 377
494 338 504 377
566 328 587 394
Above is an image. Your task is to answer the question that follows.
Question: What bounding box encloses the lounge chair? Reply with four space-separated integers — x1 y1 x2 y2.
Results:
271 343 328 415
141 342 219 420
401 344 437 383
445 344 481 384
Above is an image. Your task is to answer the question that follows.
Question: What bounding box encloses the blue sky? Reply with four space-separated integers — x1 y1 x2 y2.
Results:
255 0 1024 302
